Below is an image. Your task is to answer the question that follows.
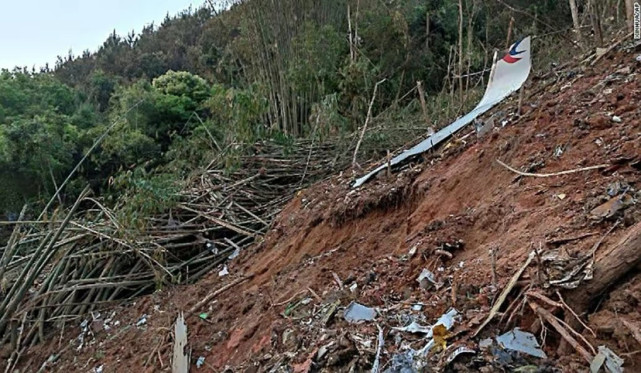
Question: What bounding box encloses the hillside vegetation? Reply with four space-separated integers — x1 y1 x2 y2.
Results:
3 0 617 218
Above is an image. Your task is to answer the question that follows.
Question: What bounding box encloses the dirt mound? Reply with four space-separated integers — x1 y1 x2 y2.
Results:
6 44 641 372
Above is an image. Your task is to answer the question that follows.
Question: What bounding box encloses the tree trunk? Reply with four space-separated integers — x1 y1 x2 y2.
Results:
568 0 583 44
589 0 603 47
566 221 641 311
505 17 514 49
417 81 429 127
425 11 430 52
347 5 355 63
458 0 464 101
466 0 477 91
625 0 634 32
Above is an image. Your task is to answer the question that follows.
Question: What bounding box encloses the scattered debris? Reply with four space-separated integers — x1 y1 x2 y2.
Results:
496 328 547 359
445 346 476 365
416 308 459 355
416 268 441 289
383 351 415 373
136 314 148 327
332 271 344 289
218 265 229 277
393 321 431 335
479 338 493 350
590 346 624 373
407 245 418 258
228 248 240 260
196 356 206 369
343 302 377 323
475 252 534 336
590 194 634 220
372 324 385 373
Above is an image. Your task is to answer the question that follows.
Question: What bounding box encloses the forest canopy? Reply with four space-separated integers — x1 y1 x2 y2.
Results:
0 0 623 216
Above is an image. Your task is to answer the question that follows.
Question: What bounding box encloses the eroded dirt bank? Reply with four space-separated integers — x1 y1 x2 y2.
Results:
6 45 641 373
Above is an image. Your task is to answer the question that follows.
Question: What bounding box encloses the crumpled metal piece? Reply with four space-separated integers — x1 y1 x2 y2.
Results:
496 328 547 359
590 345 623 373
343 302 376 323
393 321 431 334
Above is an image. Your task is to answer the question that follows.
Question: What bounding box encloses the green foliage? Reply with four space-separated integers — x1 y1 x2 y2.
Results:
0 0 591 218
152 70 210 103
110 169 182 229
206 82 268 143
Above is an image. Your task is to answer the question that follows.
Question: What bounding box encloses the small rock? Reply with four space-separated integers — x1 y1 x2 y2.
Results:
612 115 622 123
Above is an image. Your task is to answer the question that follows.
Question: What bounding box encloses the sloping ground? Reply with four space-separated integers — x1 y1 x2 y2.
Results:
5 45 641 372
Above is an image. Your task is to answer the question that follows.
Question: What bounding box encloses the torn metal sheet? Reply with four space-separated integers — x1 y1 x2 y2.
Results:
496 328 547 359
372 324 385 373
218 265 229 277
417 268 443 289
382 351 416 373
173 312 189 373
393 321 431 334
416 308 459 355
196 356 206 369
353 37 532 188
590 345 624 373
446 346 476 365
344 302 377 323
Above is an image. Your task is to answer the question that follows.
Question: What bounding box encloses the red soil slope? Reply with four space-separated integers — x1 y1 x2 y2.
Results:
5 46 641 372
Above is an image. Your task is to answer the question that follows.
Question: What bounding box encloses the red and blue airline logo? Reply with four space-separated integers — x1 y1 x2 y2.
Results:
503 39 525 63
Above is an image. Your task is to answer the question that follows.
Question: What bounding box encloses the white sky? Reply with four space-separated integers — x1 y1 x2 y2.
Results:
0 0 208 70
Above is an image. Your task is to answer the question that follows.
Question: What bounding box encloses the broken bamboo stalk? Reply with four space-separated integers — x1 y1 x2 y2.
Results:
529 301 593 363
188 275 253 315
496 160 609 178
474 251 535 336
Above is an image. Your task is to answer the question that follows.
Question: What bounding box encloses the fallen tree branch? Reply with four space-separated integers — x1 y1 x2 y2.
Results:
188 275 253 315
529 301 593 363
590 32 633 66
565 221 641 310
353 79 387 169
474 251 534 337
496 159 609 178
545 232 598 246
